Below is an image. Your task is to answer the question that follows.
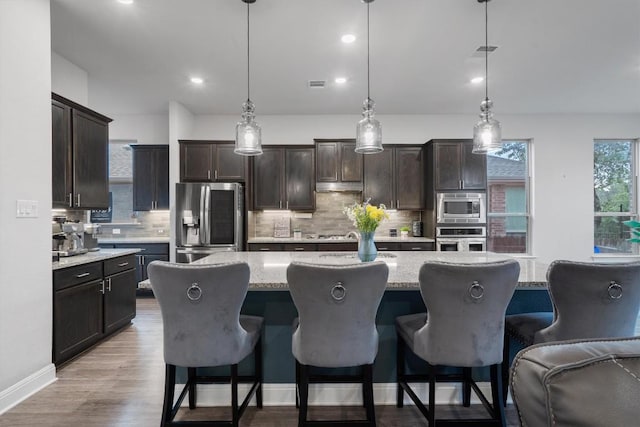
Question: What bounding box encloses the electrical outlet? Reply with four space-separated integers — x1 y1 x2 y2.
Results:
113 228 121 234
16 200 39 218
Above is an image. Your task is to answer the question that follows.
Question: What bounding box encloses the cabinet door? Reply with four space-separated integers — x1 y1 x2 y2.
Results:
460 142 487 190
395 147 424 209
180 142 214 182
52 100 72 208
215 143 247 181
363 149 394 207
140 254 169 282
340 142 363 182
132 147 155 211
285 148 315 210
53 279 103 364
434 143 463 190
103 269 137 335
253 148 284 209
316 142 339 182
155 147 170 209
72 110 109 208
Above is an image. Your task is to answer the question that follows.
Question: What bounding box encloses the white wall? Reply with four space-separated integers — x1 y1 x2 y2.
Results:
0 0 56 413
168 102 195 261
51 51 88 105
109 113 169 145
191 113 640 264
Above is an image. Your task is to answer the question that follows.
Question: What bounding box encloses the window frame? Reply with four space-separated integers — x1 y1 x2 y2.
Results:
593 138 639 256
486 139 531 255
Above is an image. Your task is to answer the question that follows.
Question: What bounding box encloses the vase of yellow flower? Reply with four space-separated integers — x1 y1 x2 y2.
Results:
343 200 389 262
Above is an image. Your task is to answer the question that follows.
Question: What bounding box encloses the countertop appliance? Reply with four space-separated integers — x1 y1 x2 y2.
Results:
52 218 89 257
436 226 486 252
175 182 244 263
437 192 486 224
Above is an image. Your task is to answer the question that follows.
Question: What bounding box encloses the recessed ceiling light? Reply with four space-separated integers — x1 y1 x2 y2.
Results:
341 34 356 44
190 77 204 85
117 0 134 4
470 76 484 84
334 77 347 84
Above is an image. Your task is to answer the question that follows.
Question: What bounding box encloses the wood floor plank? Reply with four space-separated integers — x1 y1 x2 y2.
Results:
0 297 520 426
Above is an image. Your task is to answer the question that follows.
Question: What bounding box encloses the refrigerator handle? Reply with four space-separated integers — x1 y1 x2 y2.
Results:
203 185 212 245
199 185 207 245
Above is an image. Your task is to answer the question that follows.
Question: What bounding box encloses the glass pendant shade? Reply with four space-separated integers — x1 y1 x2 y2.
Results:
235 100 263 155
355 98 383 154
472 98 501 154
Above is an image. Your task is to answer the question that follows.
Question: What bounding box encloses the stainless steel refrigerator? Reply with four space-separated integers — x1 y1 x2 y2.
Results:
175 182 244 263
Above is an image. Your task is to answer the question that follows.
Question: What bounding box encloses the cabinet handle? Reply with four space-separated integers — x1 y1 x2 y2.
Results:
118 262 129 267
107 278 112 292
76 193 81 207
279 200 282 209
411 247 423 250
286 201 289 210
68 193 73 208
397 200 400 209
460 180 463 189
214 170 218 180
99 281 105 294
207 170 211 180
294 247 304 251
379 247 388 250
259 248 270 251
75 272 90 278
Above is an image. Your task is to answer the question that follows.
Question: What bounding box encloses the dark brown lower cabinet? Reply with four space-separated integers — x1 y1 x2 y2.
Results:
53 254 137 365
53 279 103 364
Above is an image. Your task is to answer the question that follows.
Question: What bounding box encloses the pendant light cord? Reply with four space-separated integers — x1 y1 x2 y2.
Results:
367 1 370 101
484 0 489 102
247 1 250 102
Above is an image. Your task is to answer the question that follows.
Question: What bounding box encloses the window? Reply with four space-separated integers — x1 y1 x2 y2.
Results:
593 139 638 254
486 140 530 254
108 141 134 223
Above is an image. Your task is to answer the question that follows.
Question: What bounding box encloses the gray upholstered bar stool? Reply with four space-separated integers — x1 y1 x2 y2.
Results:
287 261 389 427
502 260 640 405
396 260 520 427
148 261 263 427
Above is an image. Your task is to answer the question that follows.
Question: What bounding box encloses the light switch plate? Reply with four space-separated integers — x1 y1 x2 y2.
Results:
16 200 38 218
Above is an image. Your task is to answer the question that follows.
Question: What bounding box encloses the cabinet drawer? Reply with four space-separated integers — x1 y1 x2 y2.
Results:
399 242 435 251
110 243 169 255
375 242 401 251
317 243 358 251
249 243 284 251
104 255 136 276
283 243 317 251
54 262 103 291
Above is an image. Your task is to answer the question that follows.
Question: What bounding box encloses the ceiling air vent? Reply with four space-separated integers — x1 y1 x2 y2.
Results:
472 45 497 57
308 80 326 89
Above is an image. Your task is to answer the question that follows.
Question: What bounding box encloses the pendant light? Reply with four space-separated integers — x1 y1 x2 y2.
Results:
472 0 502 154
235 0 262 156
355 0 383 154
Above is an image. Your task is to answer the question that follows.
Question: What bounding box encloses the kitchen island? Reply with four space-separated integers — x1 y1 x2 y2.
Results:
157 251 551 403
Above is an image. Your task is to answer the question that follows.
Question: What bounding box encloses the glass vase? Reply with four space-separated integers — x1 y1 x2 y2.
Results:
358 231 378 262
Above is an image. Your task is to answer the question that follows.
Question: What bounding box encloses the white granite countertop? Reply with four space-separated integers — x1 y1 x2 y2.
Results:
248 236 435 244
98 237 170 244
52 248 141 270
184 251 548 290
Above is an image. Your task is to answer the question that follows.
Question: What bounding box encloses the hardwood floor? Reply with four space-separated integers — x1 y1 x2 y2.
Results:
0 297 520 426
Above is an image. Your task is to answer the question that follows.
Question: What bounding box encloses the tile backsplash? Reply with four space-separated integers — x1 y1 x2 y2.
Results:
249 192 421 238
52 209 170 239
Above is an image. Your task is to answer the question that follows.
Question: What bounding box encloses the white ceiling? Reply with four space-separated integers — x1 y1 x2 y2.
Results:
51 0 640 116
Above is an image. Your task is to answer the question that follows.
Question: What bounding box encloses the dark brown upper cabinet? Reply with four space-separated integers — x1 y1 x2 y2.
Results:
315 139 363 191
363 145 424 210
253 146 315 211
52 93 111 209
428 139 487 191
179 140 248 182
131 145 169 211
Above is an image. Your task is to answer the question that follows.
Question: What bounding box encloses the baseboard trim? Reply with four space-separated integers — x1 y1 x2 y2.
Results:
0 364 57 415
178 382 511 407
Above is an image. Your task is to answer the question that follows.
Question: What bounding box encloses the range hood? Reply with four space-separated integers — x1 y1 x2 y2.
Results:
316 182 363 192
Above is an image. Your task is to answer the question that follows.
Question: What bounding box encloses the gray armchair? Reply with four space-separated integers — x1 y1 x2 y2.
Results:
148 260 263 427
503 260 640 404
511 337 640 427
396 259 520 426
287 261 389 427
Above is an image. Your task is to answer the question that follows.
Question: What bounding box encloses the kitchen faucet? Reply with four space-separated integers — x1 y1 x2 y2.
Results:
344 231 359 241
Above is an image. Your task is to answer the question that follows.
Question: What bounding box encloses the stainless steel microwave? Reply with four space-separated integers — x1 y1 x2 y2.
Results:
436 192 486 224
